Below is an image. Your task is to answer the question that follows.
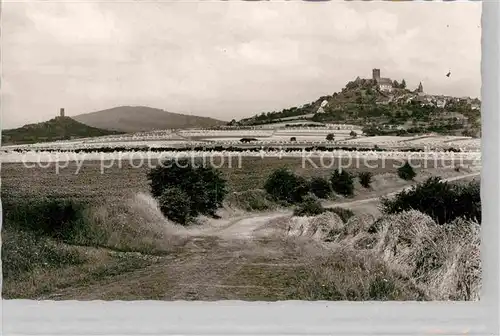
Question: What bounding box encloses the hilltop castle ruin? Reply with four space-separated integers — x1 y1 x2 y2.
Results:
372 68 423 94
372 68 394 93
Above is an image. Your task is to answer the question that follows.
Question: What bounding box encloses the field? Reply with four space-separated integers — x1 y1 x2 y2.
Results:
1 128 481 152
1 155 481 300
1 156 480 198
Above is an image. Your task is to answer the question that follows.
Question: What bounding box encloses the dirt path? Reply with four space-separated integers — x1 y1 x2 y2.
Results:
213 212 290 239
325 172 480 211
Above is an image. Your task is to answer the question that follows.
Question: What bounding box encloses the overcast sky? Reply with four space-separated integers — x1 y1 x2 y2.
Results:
2 1 481 129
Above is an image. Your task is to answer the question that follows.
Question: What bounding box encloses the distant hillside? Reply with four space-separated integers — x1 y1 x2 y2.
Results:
236 75 481 136
1 117 123 145
73 106 226 132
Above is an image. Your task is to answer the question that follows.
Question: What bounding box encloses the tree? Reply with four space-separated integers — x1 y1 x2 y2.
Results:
397 161 416 181
326 133 335 141
290 137 297 142
401 79 407 89
309 177 331 199
330 169 354 197
264 168 309 203
358 171 373 188
349 130 357 138
148 158 227 218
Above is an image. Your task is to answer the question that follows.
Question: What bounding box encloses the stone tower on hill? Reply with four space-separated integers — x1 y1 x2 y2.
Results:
60 108 65 117
372 68 393 93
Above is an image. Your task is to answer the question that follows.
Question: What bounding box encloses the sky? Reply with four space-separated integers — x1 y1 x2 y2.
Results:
1 1 482 129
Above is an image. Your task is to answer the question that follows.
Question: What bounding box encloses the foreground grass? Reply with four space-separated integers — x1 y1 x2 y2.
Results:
1 228 159 299
2 198 480 300
1 193 185 298
283 209 481 301
282 250 426 301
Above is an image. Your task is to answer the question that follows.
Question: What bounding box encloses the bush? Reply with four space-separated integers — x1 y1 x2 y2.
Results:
349 130 357 138
264 168 310 204
309 177 331 199
158 188 191 225
326 207 354 223
4 197 88 241
381 177 481 225
398 161 416 180
358 171 373 188
290 137 297 142
330 169 354 197
326 133 335 141
148 158 227 218
294 194 325 216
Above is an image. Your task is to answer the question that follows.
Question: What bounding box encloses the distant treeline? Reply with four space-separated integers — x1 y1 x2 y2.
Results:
6 146 463 154
363 123 468 137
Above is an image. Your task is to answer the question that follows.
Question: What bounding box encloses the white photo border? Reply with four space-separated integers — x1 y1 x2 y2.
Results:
1 1 498 336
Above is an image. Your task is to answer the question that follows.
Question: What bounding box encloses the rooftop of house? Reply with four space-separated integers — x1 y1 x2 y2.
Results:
378 78 393 85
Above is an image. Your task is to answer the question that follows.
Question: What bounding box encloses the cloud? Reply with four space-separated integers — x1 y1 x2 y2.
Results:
24 2 121 43
1 1 481 129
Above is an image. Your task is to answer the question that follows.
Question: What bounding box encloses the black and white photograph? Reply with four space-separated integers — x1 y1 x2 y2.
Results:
1 0 482 303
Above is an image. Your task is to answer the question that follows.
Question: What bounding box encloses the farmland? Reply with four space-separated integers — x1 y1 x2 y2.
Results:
1 127 481 153
1 156 480 199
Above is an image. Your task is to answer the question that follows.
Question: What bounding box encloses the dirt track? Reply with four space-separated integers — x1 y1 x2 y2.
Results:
40 172 479 301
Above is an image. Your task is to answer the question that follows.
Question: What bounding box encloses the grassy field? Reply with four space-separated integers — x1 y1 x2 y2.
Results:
1 156 477 201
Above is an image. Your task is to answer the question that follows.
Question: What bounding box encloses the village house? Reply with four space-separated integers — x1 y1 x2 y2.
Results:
413 95 433 106
470 98 481 110
315 99 329 114
435 96 447 108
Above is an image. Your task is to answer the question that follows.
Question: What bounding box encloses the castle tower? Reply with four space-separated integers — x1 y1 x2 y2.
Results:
60 108 65 117
372 68 381 82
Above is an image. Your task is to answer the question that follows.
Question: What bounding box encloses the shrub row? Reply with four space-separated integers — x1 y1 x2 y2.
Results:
8 145 462 154
264 167 368 204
